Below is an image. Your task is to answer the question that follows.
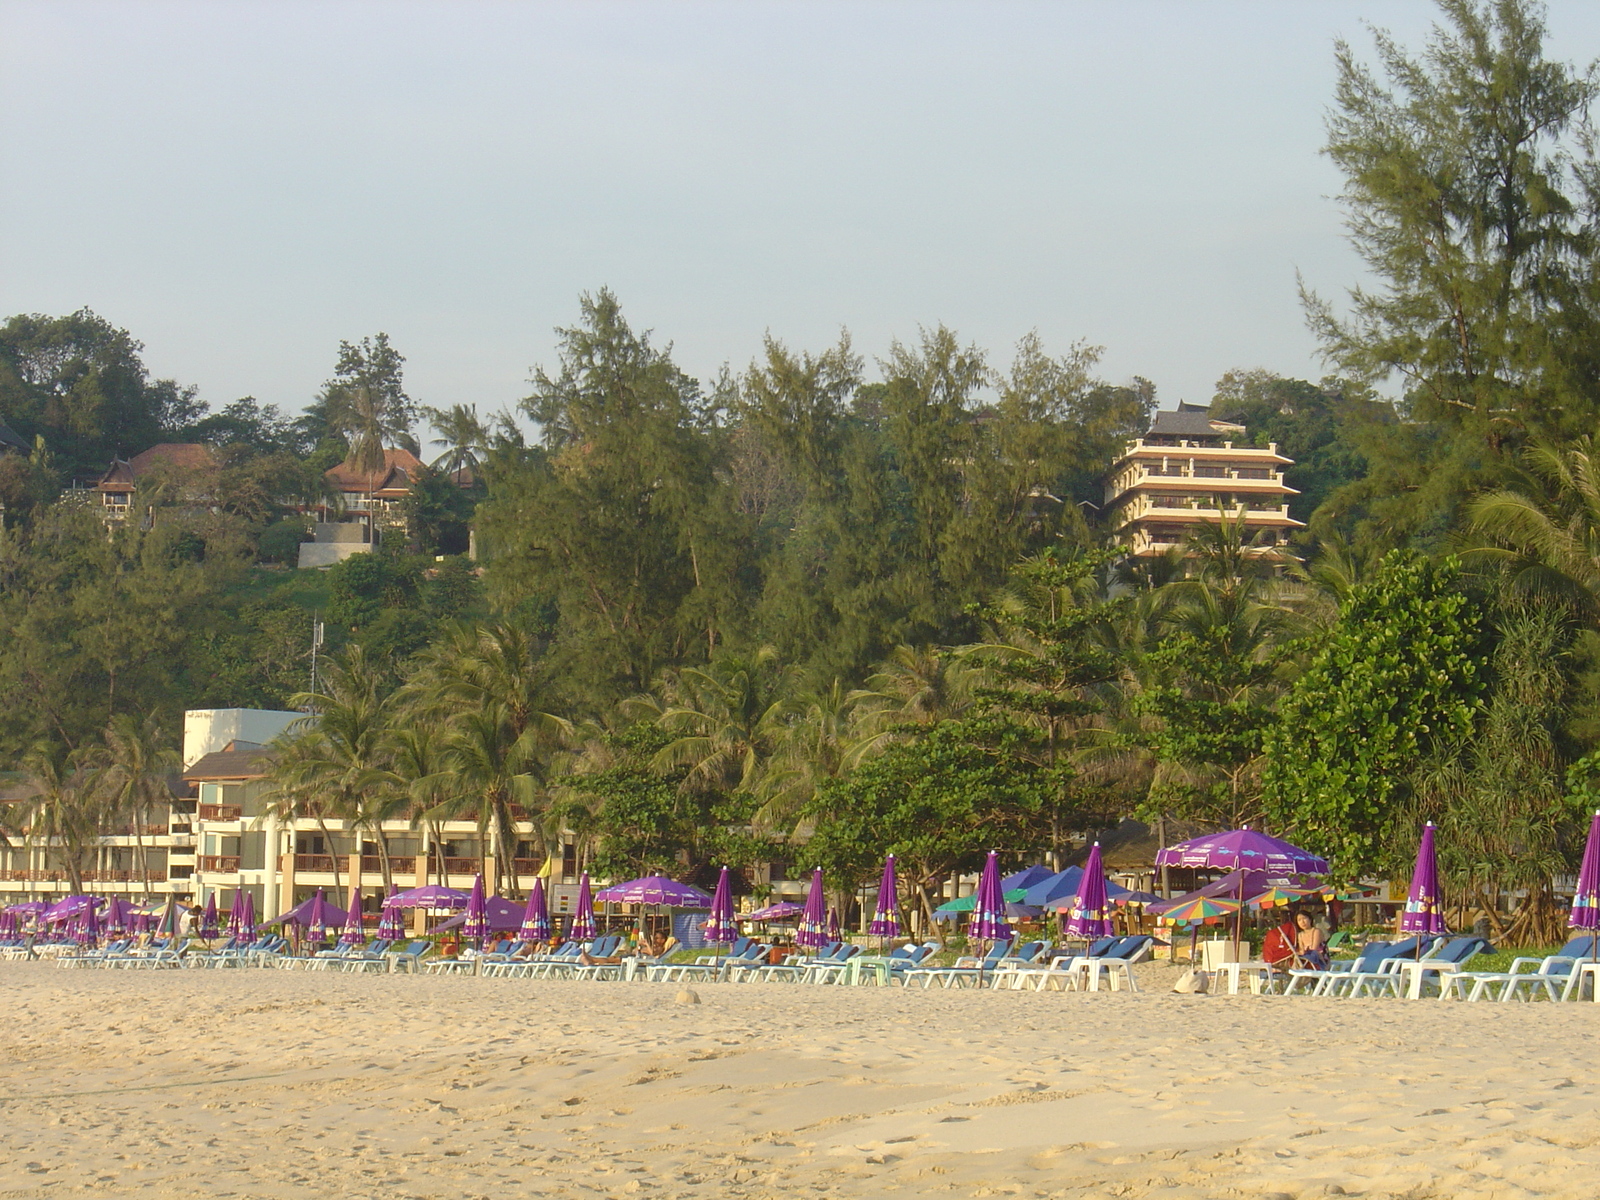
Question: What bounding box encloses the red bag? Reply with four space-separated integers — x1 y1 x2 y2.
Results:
1262 922 1297 967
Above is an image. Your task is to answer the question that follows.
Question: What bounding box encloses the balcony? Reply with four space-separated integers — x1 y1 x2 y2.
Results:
197 856 241 873
443 857 480 876
359 856 417 875
293 854 339 874
110 823 170 837
197 804 243 821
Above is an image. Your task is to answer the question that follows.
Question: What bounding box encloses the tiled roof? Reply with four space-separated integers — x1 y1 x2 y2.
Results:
1147 410 1227 438
183 740 277 781
0 422 27 451
130 444 216 475
324 447 426 496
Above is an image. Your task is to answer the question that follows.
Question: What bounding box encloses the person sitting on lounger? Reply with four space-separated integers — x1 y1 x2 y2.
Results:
1294 911 1328 970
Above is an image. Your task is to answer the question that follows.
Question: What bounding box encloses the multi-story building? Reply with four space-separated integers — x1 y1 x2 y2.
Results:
1104 404 1302 558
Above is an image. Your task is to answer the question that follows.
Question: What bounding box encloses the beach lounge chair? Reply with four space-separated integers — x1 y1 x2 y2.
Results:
1062 936 1152 993
903 939 1016 989
1284 940 1389 996
385 940 432 974
1328 937 1444 998
991 939 1113 992
501 941 583 979
1440 935 1600 1002
1386 936 1490 997
644 940 767 984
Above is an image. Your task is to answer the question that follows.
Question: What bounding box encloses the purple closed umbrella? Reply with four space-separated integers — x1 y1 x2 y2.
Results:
463 874 489 946
519 878 550 941
869 855 900 938
970 851 1012 942
1062 842 1115 940
746 901 804 921
237 892 257 943
378 886 405 940
1399 823 1448 937
102 898 135 935
1570 811 1600 937
79 901 100 948
307 888 338 940
199 894 220 940
227 890 244 941
827 907 841 941
571 872 597 940
704 867 736 945
341 883 366 946
796 868 828 949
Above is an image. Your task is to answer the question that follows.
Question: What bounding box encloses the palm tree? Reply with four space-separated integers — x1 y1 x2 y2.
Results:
847 644 978 759
420 403 488 481
384 724 461 888
626 649 794 797
21 743 104 894
99 713 179 889
1469 436 1600 616
402 622 571 894
754 678 858 834
270 645 396 890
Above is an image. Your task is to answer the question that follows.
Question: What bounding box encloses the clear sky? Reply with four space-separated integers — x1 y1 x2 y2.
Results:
3 1 1599 441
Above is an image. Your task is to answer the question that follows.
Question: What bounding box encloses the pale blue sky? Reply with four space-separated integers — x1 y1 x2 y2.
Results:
3 1 1599 440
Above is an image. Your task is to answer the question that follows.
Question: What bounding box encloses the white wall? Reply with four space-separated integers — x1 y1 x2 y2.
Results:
182 709 302 769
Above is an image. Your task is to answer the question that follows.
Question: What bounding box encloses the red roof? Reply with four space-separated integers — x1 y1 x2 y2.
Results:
324 446 426 498
96 444 216 492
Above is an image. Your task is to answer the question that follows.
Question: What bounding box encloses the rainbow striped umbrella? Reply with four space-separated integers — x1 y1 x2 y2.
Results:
571 872 597 940
1155 895 1242 926
1247 884 1322 910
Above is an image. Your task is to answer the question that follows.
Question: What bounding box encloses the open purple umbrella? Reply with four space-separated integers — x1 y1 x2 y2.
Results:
970 851 1012 942
1569 811 1600 938
1155 827 1329 876
520 878 550 942
237 891 257 943
341 883 366 946
796 868 828 949
571 872 597 940
1400 823 1447 939
746 901 804 921
378 885 405 940
704 867 736 945
1062 842 1115 940
592 875 714 907
386 884 471 910
869 855 900 938
463 874 489 946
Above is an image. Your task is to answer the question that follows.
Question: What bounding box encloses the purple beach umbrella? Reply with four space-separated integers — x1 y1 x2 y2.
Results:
571 872 597 941
386 884 472 910
199 893 220 940
1062 842 1115 940
227 889 244 941
237 892 257 943
592 875 714 907
1399 823 1448 938
1570 811 1600 935
519 878 550 942
869 855 900 938
341 883 366 946
463 874 489 946
970 851 1012 942
378 885 405 940
746 901 804 922
827 907 841 942
796 868 828 950
704 867 736 945
80 898 101 948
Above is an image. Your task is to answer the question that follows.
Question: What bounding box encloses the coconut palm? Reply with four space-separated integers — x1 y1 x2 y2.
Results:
420 403 488 481
99 713 179 889
626 649 795 798
1469 436 1600 616
21 743 104 895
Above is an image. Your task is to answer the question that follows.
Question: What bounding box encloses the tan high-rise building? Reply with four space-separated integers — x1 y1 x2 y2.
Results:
1105 404 1303 557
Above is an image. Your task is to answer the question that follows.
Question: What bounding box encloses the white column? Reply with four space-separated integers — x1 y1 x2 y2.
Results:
263 814 281 920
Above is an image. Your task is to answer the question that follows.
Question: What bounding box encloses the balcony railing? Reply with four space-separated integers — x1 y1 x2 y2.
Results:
512 858 544 877
360 856 417 875
109 824 170 837
291 854 337 874
197 804 243 821
442 857 480 875
197 856 241 873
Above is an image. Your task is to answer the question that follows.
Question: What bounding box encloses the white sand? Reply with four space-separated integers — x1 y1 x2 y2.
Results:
1 961 1597 1199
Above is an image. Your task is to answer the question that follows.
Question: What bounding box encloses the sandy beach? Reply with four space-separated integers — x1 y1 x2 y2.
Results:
1 964 1598 1199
